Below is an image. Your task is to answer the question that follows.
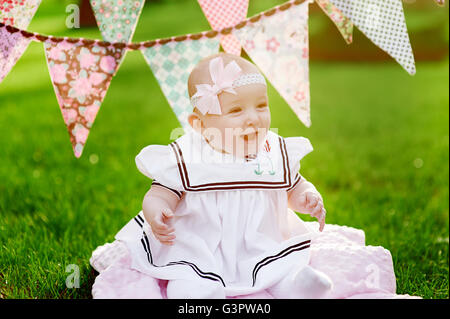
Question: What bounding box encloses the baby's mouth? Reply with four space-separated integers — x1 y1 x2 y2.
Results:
241 130 258 142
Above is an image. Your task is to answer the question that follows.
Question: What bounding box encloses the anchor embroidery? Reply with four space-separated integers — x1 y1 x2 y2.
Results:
251 140 275 176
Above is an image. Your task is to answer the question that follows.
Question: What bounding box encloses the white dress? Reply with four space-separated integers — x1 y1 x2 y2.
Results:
114 129 318 297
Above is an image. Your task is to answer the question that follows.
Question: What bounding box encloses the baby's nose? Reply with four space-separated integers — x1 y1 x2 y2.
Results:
245 109 260 126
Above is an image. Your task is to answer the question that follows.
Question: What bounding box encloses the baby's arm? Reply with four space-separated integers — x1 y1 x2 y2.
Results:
287 176 326 232
142 184 181 245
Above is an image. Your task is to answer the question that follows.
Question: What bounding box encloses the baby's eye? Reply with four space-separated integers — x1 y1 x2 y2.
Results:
228 107 242 114
257 104 268 109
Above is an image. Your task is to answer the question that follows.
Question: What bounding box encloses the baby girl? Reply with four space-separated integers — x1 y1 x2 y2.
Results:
111 53 332 298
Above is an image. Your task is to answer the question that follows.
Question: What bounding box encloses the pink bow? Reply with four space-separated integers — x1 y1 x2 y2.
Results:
192 57 242 115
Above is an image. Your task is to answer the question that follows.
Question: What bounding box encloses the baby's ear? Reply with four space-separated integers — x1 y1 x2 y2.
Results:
188 112 203 133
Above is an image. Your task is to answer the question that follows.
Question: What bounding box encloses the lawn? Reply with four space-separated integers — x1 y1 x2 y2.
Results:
0 0 448 299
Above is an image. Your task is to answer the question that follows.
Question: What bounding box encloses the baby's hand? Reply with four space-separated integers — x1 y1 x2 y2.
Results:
148 209 176 245
298 192 326 232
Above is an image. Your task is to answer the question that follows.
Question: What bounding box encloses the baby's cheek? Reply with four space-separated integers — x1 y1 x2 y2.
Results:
225 119 245 138
262 111 271 129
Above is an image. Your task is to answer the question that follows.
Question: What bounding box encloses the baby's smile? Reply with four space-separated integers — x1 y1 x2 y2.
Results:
241 129 258 142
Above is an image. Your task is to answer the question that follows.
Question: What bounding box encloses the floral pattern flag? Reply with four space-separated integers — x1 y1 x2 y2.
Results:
330 0 416 75
0 0 41 83
44 40 125 158
315 0 353 44
141 37 220 128
197 0 249 56
233 1 312 127
0 24 32 83
90 0 145 43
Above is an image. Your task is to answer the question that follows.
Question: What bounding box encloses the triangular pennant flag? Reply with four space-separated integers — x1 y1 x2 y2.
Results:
197 0 249 55
234 1 312 127
141 37 220 128
0 0 42 83
0 0 42 29
90 0 145 43
315 0 353 44
0 25 32 83
44 40 125 158
330 0 416 75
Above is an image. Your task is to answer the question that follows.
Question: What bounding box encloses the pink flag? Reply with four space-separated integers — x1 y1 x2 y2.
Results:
0 0 42 83
197 0 249 56
234 1 312 127
44 40 125 158
0 24 32 83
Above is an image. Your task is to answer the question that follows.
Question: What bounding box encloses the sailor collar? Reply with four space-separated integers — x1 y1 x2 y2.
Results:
168 129 295 192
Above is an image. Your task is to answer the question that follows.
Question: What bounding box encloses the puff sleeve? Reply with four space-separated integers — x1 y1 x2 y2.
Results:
135 144 185 195
284 136 313 189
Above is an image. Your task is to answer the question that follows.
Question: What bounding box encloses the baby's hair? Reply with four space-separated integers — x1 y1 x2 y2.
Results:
187 53 261 99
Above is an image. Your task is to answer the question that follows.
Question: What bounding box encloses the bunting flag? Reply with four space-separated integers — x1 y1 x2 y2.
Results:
0 25 32 83
0 0 41 83
0 0 424 157
197 0 249 55
90 0 145 43
44 40 125 157
234 1 312 127
315 0 353 44
141 37 220 128
330 0 416 75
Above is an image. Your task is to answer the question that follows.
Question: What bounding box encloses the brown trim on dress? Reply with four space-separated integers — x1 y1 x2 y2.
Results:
169 137 293 192
169 142 189 191
251 240 311 286
151 181 184 199
286 174 301 192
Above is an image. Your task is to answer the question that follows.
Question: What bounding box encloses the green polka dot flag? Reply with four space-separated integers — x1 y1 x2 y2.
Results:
141 38 220 128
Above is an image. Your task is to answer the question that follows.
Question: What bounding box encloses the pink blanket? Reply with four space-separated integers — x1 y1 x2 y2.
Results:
90 222 420 299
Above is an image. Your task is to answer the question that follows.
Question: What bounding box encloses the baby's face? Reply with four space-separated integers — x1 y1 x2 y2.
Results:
198 82 271 158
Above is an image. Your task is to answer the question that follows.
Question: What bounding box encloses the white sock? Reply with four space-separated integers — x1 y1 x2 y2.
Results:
166 278 225 299
268 265 332 299
293 265 333 298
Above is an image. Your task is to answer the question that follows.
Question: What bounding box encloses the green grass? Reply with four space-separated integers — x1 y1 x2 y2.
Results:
0 0 448 299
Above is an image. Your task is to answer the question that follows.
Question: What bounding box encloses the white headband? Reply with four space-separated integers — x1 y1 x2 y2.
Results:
190 57 266 115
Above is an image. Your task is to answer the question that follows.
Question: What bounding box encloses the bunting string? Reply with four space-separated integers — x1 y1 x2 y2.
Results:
0 0 309 51
1 0 439 157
